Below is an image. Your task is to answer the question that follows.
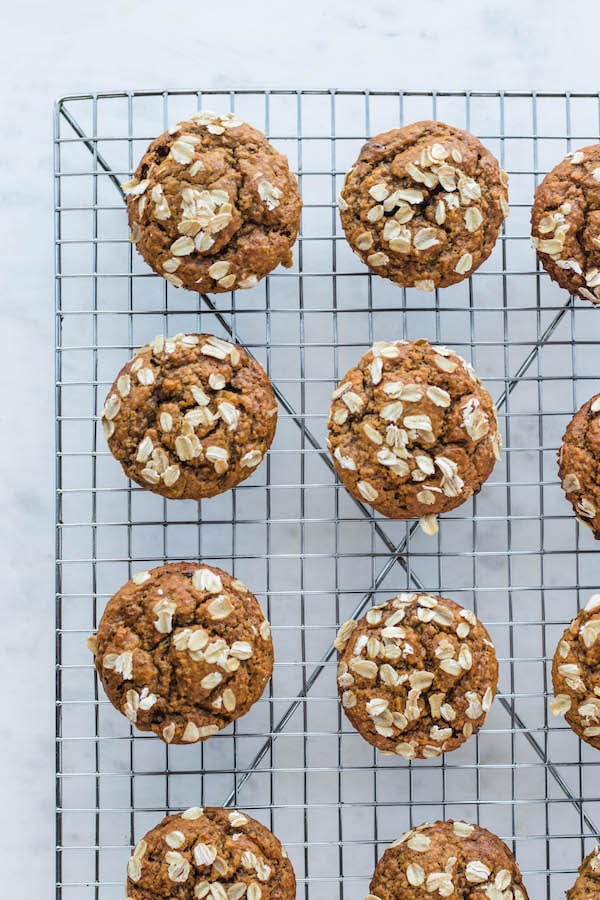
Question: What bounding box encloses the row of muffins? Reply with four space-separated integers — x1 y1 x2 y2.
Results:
124 109 600 306
118 806 600 900
122 809 533 900
87 564 600 756
116 802 600 899
100 333 600 539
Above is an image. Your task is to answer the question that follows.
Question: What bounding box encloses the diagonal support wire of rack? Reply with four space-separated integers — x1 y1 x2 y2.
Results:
55 90 600 900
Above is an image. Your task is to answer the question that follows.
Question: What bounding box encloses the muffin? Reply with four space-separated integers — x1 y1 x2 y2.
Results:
532 144 600 304
123 111 302 293
558 393 600 538
335 592 498 759
101 332 277 500
551 593 600 750
327 339 501 534
338 120 508 290
368 820 528 899
566 845 600 899
125 806 295 900
87 562 273 743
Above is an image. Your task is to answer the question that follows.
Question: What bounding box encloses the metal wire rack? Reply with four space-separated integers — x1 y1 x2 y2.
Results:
55 89 600 900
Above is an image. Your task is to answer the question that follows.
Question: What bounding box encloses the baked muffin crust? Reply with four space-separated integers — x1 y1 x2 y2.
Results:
336 592 498 759
327 339 501 533
101 332 277 500
125 807 295 900
339 120 508 290
566 844 600 899
551 593 600 750
532 144 600 304
368 820 528 899
124 111 301 293
558 392 600 538
87 562 273 743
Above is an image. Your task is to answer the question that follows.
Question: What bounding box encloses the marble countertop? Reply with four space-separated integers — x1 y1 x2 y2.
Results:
2 0 599 893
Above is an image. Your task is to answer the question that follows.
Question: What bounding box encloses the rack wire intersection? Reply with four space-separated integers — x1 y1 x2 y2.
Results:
55 89 600 900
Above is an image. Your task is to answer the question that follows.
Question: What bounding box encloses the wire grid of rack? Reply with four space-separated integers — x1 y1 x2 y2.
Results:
55 89 600 900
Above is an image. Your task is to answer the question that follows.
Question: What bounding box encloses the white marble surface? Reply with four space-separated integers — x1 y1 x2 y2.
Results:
3 0 600 893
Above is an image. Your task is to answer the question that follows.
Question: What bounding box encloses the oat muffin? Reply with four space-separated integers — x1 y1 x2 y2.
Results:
558 393 600 538
335 592 498 759
338 120 508 290
101 332 277 500
327 339 501 534
87 562 273 743
124 111 302 293
551 594 600 750
368 820 528 899
125 806 295 900
532 144 600 304
566 845 600 899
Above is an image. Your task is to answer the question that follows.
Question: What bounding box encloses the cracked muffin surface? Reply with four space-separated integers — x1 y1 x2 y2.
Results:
335 592 498 759
558 392 600 538
532 144 600 304
551 594 600 750
124 111 302 293
101 332 278 500
87 562 273 744
338 120 508 290
326 339 501 534
369 820 528 899
124 806 295 899
566 844 600 899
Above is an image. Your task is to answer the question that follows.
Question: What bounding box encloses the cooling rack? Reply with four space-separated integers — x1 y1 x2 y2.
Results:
54 90 600 899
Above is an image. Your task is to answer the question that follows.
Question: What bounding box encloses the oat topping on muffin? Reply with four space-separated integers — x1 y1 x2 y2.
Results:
339 120 508 290
124 807 295 900
101 333 277 500
566 844 600 899
368 820 528 899
551 593 600 750
327 339 501 533
558 392 600 538
532 144 600 304
124 112 301 293
336 592 498 759
88 562 273 743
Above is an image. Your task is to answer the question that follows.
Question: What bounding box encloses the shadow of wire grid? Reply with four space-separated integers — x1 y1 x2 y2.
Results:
54 90 600 900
